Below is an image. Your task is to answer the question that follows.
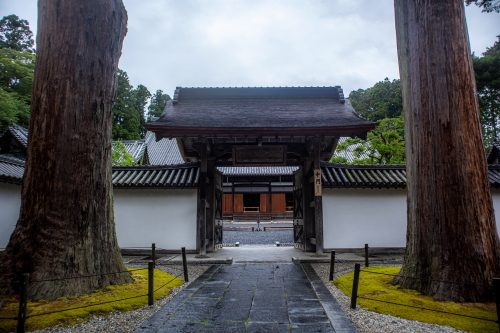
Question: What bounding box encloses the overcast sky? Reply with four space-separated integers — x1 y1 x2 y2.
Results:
2 0 499 97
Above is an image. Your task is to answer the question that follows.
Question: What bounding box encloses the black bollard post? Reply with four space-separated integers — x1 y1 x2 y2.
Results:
152 243 156 268
494 278 500 332
329 250 336 281
17 273 29 333
364 244 369 268
350 264 361 309
148 261 154 306
182 247 189 282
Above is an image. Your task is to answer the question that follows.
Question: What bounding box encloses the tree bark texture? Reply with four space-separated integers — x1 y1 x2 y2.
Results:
394 0 500 302
0 0 130 301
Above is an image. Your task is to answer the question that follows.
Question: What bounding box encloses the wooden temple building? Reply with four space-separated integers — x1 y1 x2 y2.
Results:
145 86 376 256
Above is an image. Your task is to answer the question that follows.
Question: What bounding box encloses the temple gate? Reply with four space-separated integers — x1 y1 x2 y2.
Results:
145 86 375 256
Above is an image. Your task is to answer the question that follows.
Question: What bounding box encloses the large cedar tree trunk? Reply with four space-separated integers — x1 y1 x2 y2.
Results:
0 0 131 301
393 0 500 302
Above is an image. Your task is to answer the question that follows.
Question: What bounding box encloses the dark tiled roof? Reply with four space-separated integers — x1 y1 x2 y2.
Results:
118 139 147 163
332 137 371 163
0 153 25 163
3 159 500 190
0 157 200 188
488 166 500 188
112 163 199 188
148 86 375 132
321 162 407 188
144 132 184 165
219 166 298 176
112 139 147 165
173 85 346 102
0 155 24 184
487 143 500 164
8 123 28 148
0 123 28 156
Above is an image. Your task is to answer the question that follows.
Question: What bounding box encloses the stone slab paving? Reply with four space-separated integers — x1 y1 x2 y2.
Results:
134 263 357 333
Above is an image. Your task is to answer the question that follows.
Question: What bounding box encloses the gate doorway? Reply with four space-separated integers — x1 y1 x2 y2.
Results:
145 86 376 256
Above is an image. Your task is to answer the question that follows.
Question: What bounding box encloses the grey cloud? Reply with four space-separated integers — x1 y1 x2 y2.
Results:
3 0 499 98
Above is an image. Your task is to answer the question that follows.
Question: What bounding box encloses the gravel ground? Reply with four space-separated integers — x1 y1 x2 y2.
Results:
33 264 211 333
223 223 293 245
311 263 466 333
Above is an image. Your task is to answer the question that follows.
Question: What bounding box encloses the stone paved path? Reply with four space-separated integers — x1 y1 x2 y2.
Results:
134 263 357 333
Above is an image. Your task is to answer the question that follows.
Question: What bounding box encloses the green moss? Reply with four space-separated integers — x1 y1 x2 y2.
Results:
334 267 497 333
0 268 183 332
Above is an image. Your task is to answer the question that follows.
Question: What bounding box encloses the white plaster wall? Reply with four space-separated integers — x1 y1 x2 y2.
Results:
113 189 197 250
0 183 22 248
323 188 407 248
491 189 500 236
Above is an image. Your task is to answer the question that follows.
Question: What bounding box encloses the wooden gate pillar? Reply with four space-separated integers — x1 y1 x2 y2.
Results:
206 157 216 252
312 139 325 256
302 159 315 251
195 140 209 258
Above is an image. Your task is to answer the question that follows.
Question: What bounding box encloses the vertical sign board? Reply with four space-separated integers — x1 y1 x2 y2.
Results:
314 169 322 196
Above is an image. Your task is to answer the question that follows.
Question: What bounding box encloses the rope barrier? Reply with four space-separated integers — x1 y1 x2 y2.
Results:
26 294 149 318
5 266 186 321
336 280 352 296
356 295 497 322
30 270 134 283
0 246 191 331
360 269 494 288
154 271 184 293
328 263 497 325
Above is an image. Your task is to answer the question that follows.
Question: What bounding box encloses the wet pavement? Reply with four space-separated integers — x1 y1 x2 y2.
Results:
134 263 357 333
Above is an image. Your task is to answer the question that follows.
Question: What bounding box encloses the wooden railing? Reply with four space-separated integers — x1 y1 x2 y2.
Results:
243 207 259 212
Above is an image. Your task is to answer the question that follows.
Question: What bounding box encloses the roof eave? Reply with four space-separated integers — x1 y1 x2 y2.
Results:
144 124 377 136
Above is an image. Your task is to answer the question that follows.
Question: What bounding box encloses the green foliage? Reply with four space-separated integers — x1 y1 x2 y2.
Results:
473 36 500 149
333 118 405 165
147 89 171 117
112 141 137 165
465 0 500 12
0 48 35 101
334 267 497 333
0 87 30 132
0 48 34 132
132 84 151 137
349 78 403 122
0 15 34 53
112 69 151 140
0 269 183 332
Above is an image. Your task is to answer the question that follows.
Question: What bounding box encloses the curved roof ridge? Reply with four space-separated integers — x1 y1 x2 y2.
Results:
173 85 346 103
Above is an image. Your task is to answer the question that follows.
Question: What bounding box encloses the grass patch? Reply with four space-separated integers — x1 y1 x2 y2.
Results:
0 268 183 332
334 267 497 333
